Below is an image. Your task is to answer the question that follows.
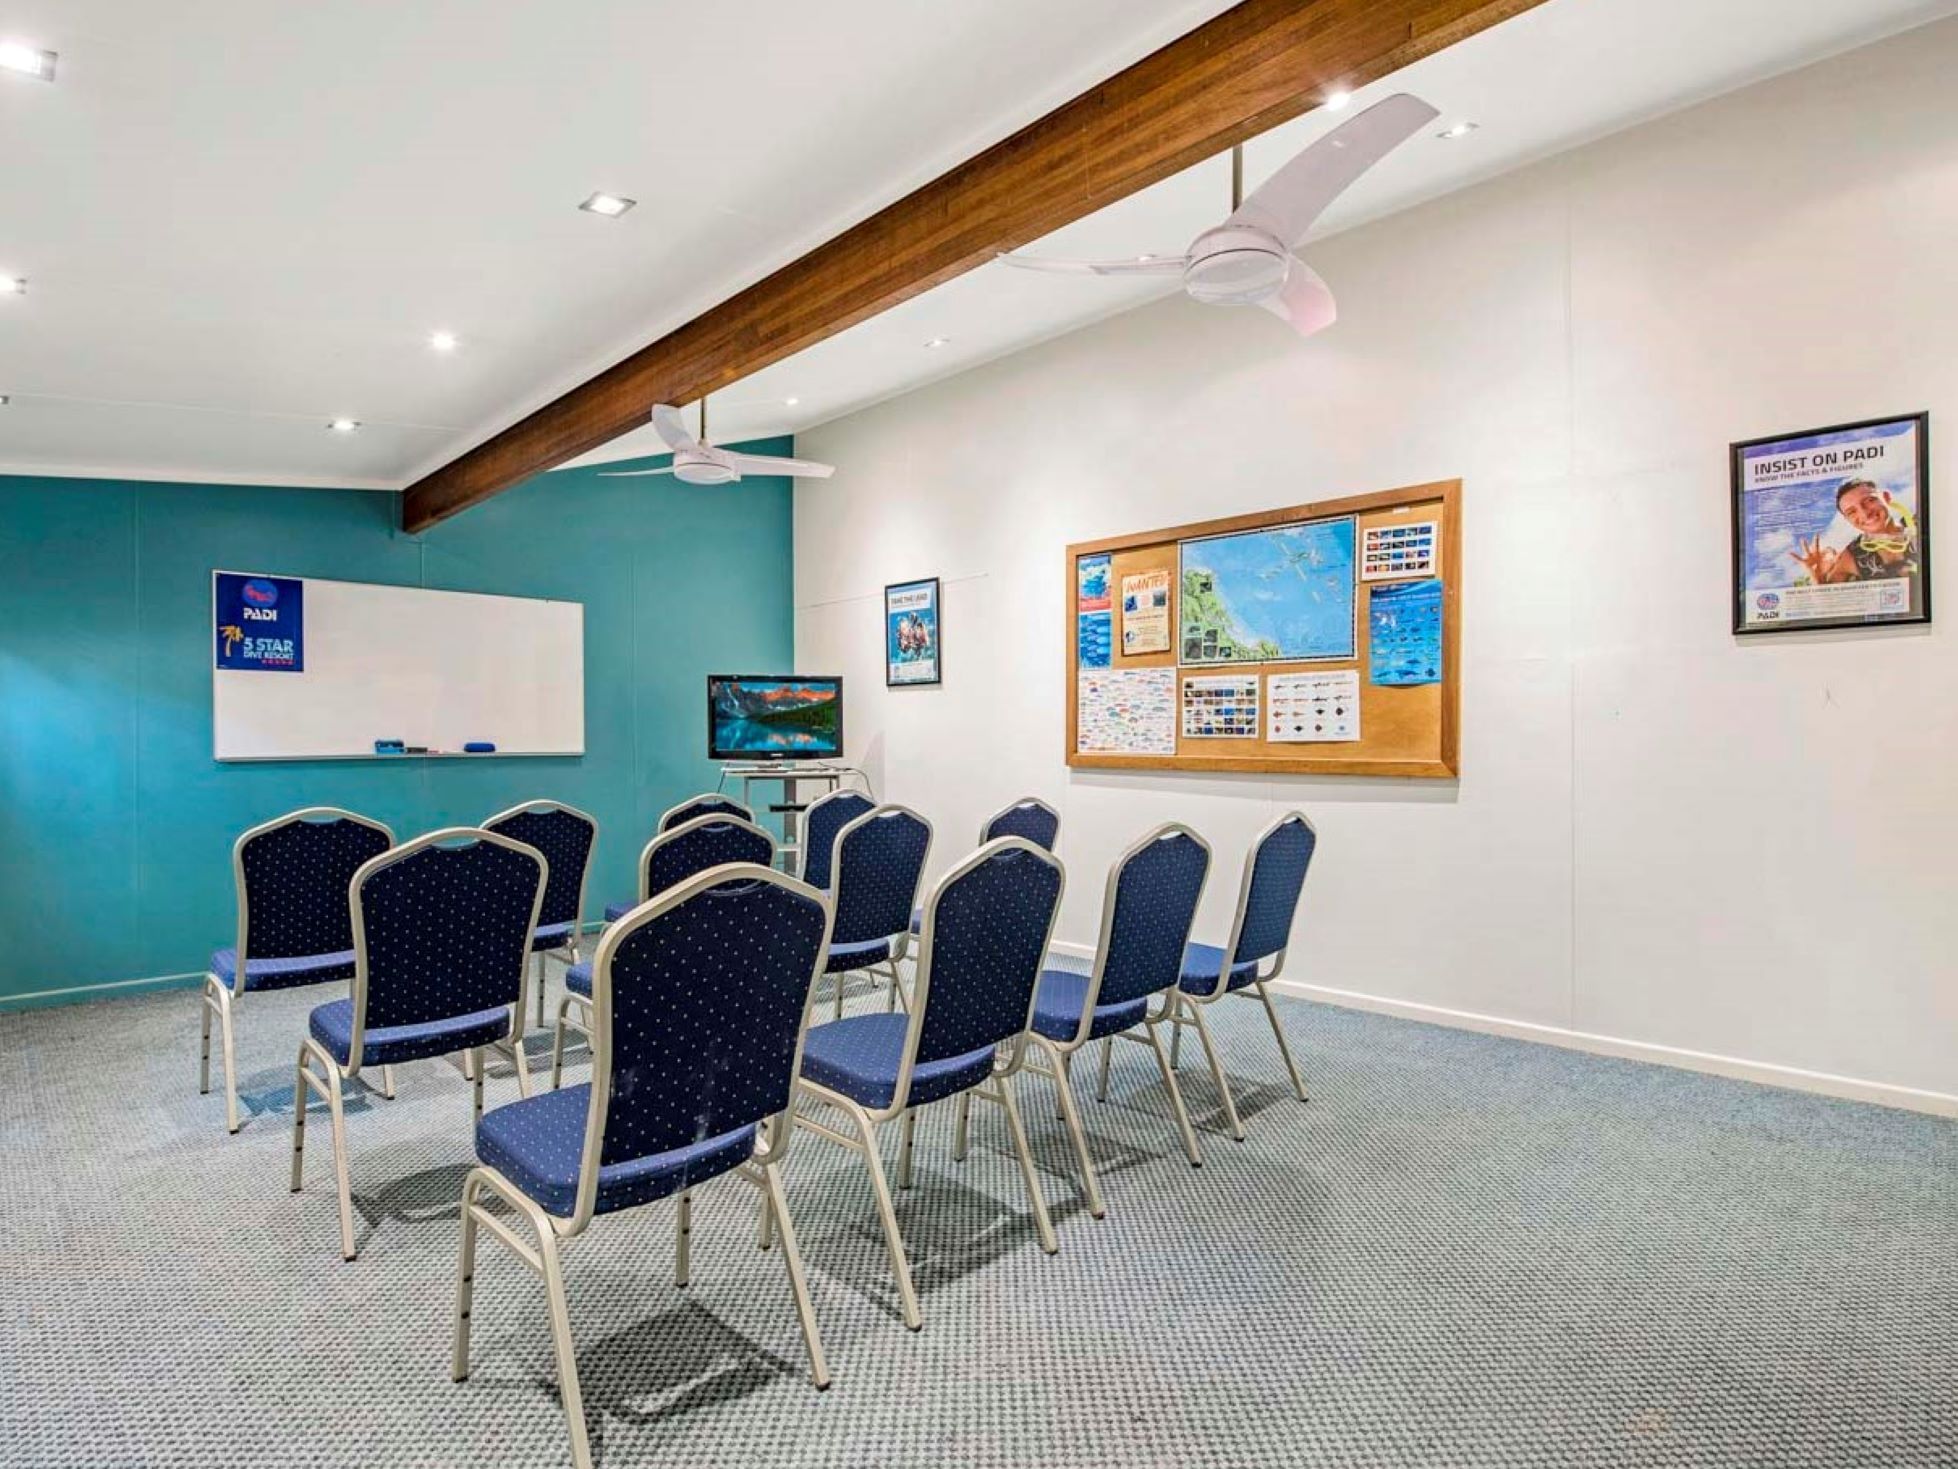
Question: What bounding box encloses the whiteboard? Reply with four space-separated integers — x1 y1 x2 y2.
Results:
213 572 584 761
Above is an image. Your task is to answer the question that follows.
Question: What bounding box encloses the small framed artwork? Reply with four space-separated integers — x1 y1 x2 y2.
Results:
885 576 942 686
1731 412 1930 634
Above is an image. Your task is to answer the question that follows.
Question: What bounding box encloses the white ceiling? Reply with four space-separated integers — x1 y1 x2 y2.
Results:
4 0 1953 492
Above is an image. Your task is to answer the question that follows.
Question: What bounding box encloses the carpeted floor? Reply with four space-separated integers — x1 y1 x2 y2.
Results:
1 968 1952 1468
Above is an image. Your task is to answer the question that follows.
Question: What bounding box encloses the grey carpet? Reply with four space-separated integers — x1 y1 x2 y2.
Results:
1 970 1952 1468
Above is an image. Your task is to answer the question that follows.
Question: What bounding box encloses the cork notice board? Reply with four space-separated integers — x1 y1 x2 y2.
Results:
1065 481 1461 779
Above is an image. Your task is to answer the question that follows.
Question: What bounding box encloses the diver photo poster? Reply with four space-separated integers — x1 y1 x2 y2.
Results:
1730 413 1930 634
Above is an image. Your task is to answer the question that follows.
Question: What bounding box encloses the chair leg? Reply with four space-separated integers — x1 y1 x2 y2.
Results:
536 1214 593 1469
841 1098 921 1331
675 1190 692 1288
1143 1017 1203 1168
1170 1001 1184 1070
452 1170 482 1381
1186 998 1245 1142
1096 1036 1113 1102
1034 1037 1104 1220
535 952 548 1029
833 968 847 1022
1254 981 1308 1102
293 1041 358 1260
380 1065 396 1101
462 1049 476 1082
198 981 214 1095
205 981 241 1134
993 1076 1059 1255
951 1092 971 1163
290 1045 311 1194
1054 1050 1069 1122
761 1162 832 1390
757 1185 777 1252
471 1047 486 1122
551 998 572 1091
897 1108 916 1190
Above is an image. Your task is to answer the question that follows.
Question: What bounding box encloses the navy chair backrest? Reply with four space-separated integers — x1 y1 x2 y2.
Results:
983 798 1060 852
660 793 751 832
913 840 1064 1067
485 803 596 931
1094 826 1211 1009
642 815 775 900
238 809 393 964
353 831 545 1032
1230 813 1318 967
594 867 830 1172
800 789 875 891
830 806 931 947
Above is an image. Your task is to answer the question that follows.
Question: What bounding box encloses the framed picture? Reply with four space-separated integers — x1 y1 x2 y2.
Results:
885 576 941 686
1731 412 1930 634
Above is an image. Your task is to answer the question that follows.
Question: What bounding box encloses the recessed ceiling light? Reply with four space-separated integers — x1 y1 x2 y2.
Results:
924 337 950 349
784 396 801 406
0 395 10 406
579 192 636 218
1324 89 1353 111
0 41 56 81
2 277 26 296
429 330 458 353
327 418 361 433
1438 121 1479 140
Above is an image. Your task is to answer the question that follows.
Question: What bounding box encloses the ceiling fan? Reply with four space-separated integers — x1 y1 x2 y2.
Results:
997 92 1439 337
599 400 835 485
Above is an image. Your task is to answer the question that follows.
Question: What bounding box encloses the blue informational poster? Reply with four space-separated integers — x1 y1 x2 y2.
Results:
1367 577 1441 686
214 572 305 672
1077 611 1112 668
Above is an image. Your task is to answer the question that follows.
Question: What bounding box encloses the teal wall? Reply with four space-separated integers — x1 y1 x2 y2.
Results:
0 442 796 1006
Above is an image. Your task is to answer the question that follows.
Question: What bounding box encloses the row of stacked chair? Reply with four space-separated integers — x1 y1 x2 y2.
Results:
197 792 1317 1469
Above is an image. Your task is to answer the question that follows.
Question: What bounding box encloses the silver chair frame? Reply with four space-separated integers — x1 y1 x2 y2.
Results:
550 813 776 1087
484 799 600 1036
791 837 1065 1331
1013 823 1209 1220
455 863 837 1469
1157 811 1316 1141
817 802 932 1021
199 806 394 1136
796 786 876 885
291 827 548 1261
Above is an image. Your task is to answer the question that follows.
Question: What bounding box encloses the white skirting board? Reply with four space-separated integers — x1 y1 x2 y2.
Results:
1046 941 1957 1119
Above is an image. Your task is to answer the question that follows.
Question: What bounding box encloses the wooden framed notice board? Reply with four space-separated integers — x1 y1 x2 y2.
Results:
1065 480 1461 779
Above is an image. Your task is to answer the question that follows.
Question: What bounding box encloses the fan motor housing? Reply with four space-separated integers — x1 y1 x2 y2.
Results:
673 451 740 486
1182 226 1290 305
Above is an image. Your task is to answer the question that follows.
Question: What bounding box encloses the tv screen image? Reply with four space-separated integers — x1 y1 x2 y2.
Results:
708 675 844 761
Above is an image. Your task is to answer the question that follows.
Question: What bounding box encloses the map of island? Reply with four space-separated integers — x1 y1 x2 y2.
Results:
1179 517 1357 664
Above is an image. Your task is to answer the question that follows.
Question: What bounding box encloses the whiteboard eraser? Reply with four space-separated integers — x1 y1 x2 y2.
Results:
374 739 405 755
464 741 496 754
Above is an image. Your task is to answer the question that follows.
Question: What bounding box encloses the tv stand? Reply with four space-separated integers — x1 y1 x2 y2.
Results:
717 763 870 878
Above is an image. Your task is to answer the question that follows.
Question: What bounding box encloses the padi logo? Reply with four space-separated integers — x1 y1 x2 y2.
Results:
241 577 282 621
1755 591 1781 611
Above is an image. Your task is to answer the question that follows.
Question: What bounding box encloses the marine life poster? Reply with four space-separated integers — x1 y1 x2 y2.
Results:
1179 517 1355 665
1367 577 1442 686
1077 668 1176 755
1267 669 1360 742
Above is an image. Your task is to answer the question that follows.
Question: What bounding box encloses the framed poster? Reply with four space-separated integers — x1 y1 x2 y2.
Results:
214 572 304 672
1731 413 1930 634
885 576 941 686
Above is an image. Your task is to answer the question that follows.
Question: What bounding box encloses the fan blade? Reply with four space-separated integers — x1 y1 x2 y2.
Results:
650 402 700 453
597 466 678 478
996 251 1189 277
719 450 836 480
1228 93 1439 248
1259 257 1338 338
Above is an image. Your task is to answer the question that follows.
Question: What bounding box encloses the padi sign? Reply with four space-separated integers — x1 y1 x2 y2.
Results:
215 572 305 671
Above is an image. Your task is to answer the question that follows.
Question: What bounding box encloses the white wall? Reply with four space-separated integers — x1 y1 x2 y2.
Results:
793 19 1958 1111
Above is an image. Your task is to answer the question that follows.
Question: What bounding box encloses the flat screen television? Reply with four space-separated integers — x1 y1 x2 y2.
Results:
707 674 845 762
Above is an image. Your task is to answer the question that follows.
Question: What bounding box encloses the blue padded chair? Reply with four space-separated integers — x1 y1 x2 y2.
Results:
1016 824 1210 1218
291 828 546 1261
908 795 1059 935
820 804 931 1021
798 787 874 891
484 800 598 1031
1169 811 1318 1140
658 791 752 832
794 837 1064 1330
199 807 394 1135
455 864 835 1469
552 813 776 1086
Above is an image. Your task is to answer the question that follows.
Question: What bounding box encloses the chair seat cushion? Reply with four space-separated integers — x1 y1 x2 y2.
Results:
602 900 633 923
531 921 576 953
565 961 593 998
799 1014 994 1111
908 905 924 935
209 947 355 992
308 998 512 1069
1179 940 1260 996
477 1084 757 1219
1030 967 1149 1044
824 936 892 974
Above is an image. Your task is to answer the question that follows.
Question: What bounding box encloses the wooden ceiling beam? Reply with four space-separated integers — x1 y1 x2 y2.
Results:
401 0 1548 532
